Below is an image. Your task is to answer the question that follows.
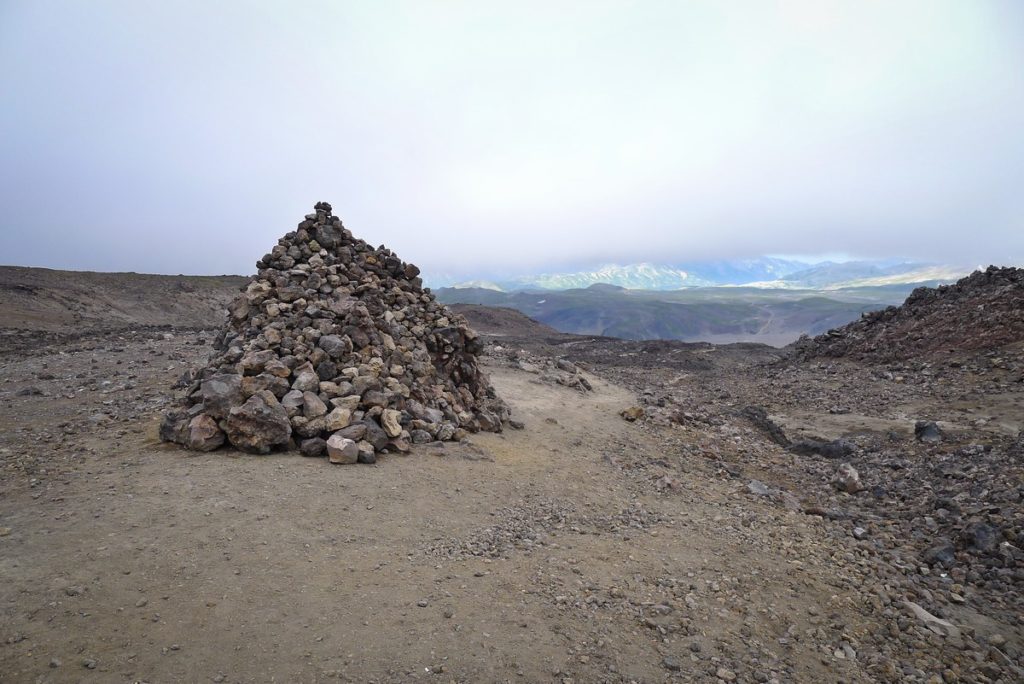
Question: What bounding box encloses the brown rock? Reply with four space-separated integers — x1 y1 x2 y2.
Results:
186 414 224 452
381 409 403 438
324 407 351 431
224 390 291 454
620 406 645 422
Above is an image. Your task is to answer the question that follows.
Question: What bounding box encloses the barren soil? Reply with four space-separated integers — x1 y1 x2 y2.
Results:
0 272 1021 683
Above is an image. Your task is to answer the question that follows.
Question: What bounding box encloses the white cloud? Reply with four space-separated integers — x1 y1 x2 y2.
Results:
0 1 1021 275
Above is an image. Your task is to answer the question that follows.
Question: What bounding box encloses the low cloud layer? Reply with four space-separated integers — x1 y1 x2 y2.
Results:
2 1 1022 278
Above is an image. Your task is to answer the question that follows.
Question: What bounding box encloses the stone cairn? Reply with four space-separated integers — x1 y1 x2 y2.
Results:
161 202 509 463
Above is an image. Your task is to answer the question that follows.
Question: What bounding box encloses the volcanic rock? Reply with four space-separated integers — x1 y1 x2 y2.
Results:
789 438 856 459
201 374 243 419
186 414 225 452
299 437 327 457
740 406 790 447
159 410 189 444
223 390 291 453
832 462 863 494
326 434 358 464
795 266 1024 361
961 521 1000 554
922 541 956 568
914 420 943 443
162 203 509 458
381 408 403 438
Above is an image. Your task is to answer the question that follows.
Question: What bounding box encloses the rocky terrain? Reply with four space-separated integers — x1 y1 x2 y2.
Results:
796 266 1024 361
0 264 1021 683
0 265 245 332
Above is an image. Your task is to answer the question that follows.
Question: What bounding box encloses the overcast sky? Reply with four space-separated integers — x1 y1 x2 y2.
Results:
2 1 1023 278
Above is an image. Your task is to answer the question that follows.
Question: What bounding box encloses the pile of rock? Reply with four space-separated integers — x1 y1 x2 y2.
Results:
794 266 1024 361
161 202 509 461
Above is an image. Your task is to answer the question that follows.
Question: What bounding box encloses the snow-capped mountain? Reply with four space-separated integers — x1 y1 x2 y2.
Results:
425 258 971 292
506 264 705 290
498 258 816 290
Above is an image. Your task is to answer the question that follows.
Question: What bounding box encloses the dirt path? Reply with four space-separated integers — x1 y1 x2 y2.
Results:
0 342 953 682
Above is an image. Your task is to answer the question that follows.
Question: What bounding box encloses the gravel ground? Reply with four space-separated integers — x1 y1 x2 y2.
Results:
0 321 1020 682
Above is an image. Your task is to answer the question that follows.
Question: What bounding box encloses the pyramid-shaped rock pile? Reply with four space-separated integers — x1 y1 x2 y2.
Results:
161 202 509 462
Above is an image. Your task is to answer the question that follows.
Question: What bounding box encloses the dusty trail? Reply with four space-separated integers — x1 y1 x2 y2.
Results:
0 337 882 683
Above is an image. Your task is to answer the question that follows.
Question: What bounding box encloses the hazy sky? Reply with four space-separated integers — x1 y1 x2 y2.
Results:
2 1 1023 278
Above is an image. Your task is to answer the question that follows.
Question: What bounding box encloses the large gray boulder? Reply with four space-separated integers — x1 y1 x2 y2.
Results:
201 374 243 419
224 390 291 453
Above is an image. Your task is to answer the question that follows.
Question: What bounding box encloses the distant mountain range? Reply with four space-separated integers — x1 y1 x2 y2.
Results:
435 283 900 346
433 259 972 292
428 258 985 345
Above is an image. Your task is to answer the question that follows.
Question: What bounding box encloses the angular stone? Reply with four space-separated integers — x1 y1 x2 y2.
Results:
277 285 305 302
407 400 444 424
201 374 243 419
361 390 387 407
331 395 361 411
294 415 326 438
302 391 328 418
410 429 432 444
326 434 358 464
357 441 377 463
915 420 943 443
318 381 342 397
315 360 338 381
281 389 305 417
263 359 291 378
292 370 319 393
159 410 189 445
186 414 224 451
238 349 277 376
363 419 389 451
318 334 349 358
334 423 367 442
323 407 351 431
228 295 250 321
241 373 290 399
381 408 403 438
832 462 863 494
224 390 291 454
300 437 327 457
476 410 501 432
